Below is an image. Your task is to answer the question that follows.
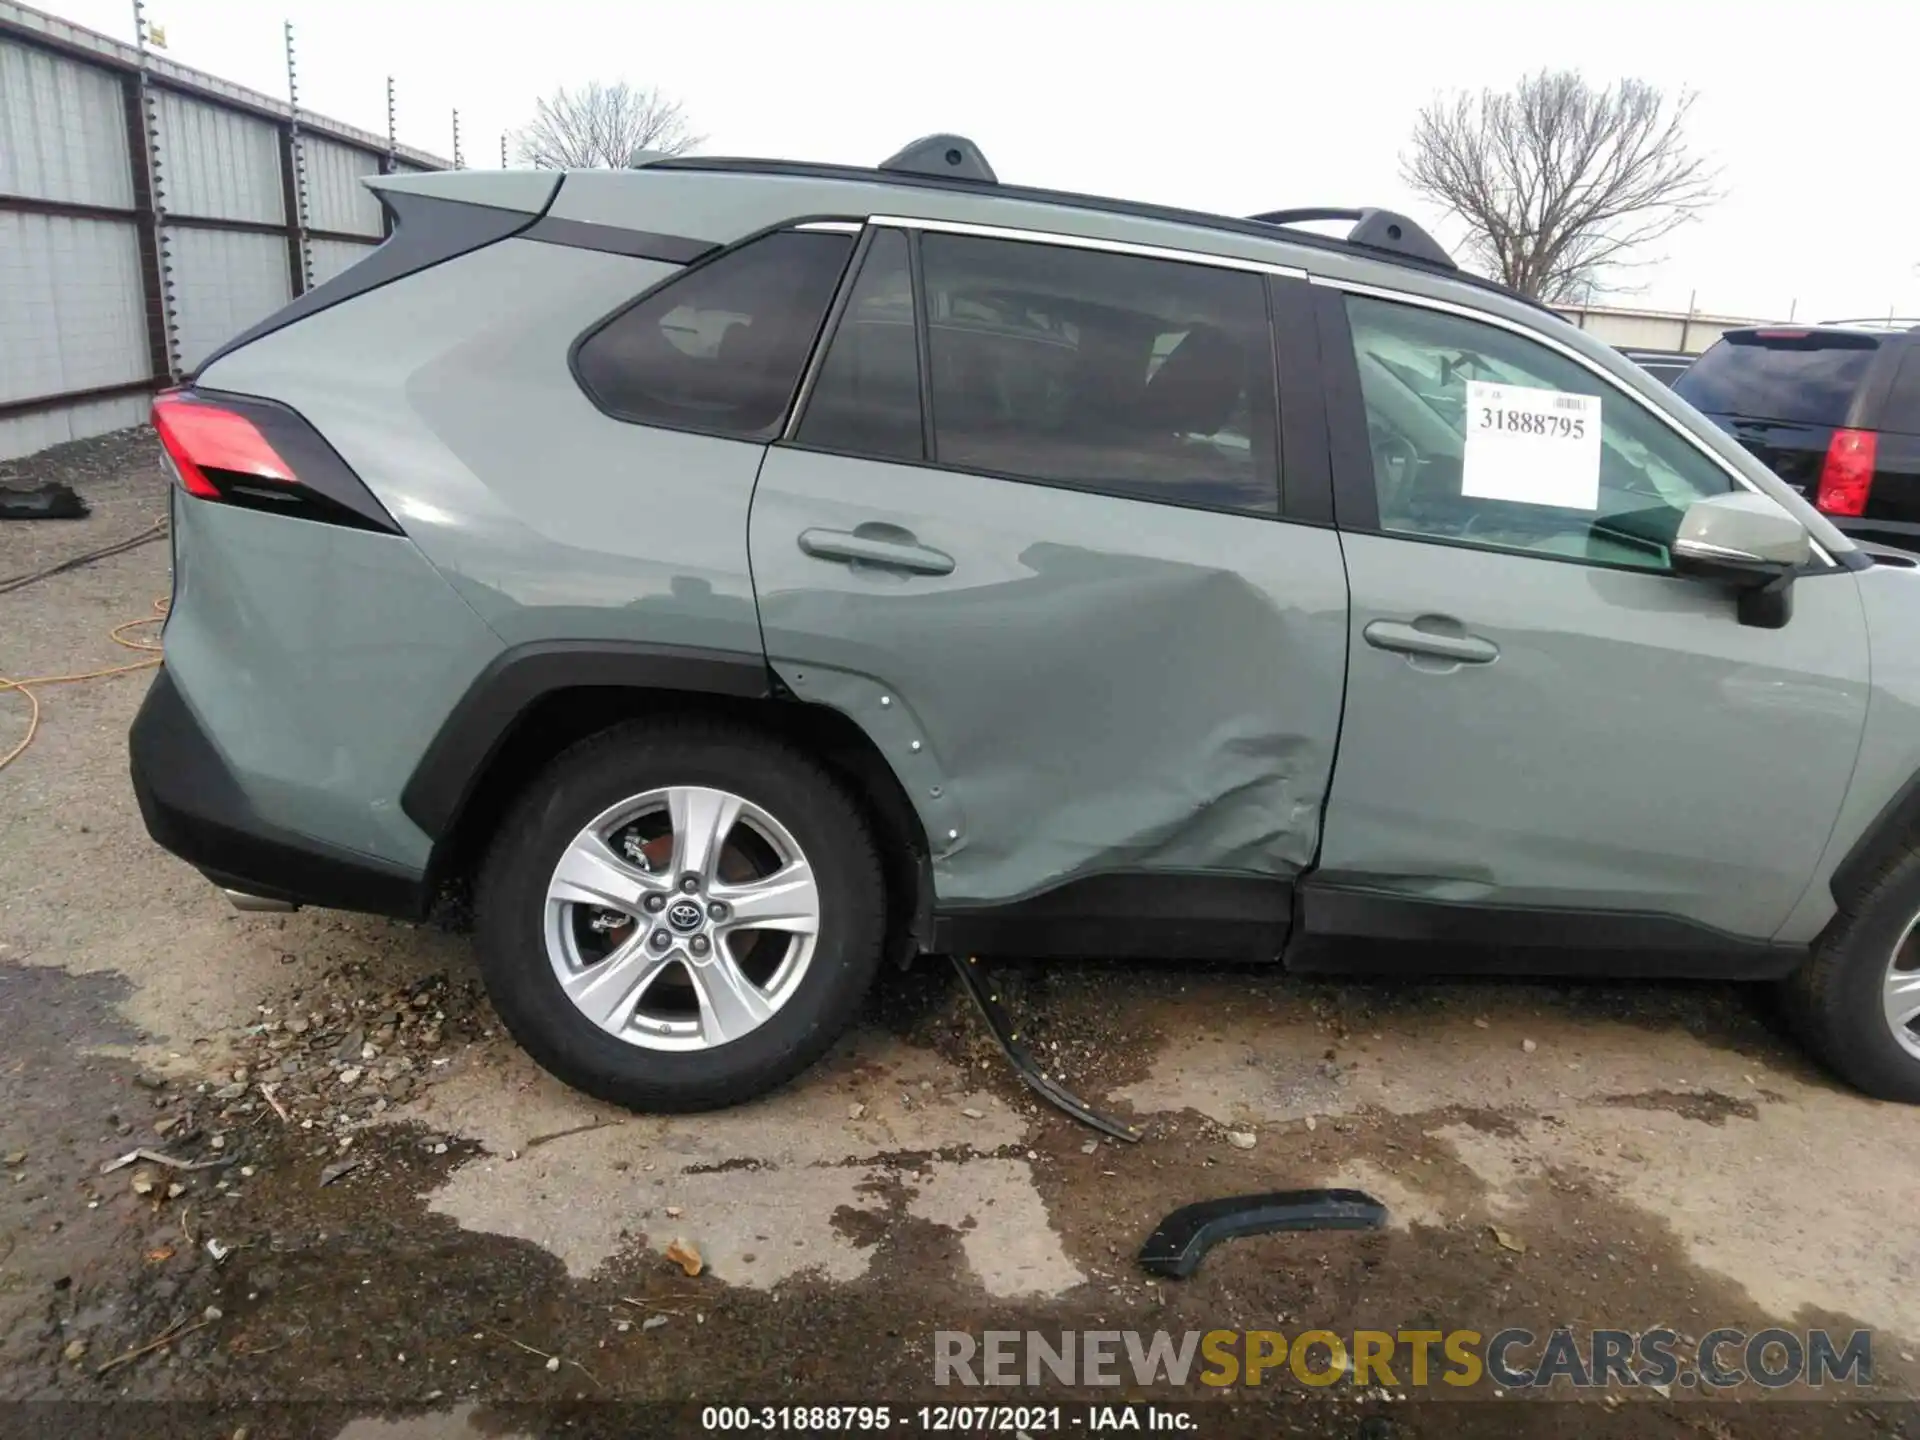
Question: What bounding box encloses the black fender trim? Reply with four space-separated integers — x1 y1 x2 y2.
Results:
1829 773 1920 908
399 640 773 841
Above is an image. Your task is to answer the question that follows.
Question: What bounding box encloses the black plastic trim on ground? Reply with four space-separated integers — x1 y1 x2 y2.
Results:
949 954 1141 1143
1138 1190 1388 1278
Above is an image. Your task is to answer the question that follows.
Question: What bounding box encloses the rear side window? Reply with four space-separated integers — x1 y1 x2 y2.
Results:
1674 333 1878 427
796 230 923 462
917 233 1279 514
575 230 854 439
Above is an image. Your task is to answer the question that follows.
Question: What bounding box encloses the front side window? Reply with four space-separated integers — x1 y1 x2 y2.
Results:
917 233 1279 514
1345 296 1736 571
575 230 854 439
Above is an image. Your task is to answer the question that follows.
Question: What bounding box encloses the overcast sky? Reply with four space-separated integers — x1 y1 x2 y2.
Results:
42 0 1920 324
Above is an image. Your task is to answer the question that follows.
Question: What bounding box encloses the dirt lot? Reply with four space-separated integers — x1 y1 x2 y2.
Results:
2 431 1918 1440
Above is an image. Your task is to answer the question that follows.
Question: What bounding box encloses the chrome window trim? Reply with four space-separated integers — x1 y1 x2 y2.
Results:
783 216 1305 443
1314 275 1838 568
868 214 1309 280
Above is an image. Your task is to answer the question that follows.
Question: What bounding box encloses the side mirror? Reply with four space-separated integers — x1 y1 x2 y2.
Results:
1670 492 1811 630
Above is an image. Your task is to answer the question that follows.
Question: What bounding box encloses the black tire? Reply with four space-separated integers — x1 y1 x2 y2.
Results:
473 717 886 1112
1784 847 1920 1103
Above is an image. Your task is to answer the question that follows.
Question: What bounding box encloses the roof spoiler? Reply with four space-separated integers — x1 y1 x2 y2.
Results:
363 168 560 216
1248 207 1455 270
1816 317 1920 332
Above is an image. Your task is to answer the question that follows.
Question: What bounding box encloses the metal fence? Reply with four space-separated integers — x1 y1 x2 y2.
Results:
0 0 448 460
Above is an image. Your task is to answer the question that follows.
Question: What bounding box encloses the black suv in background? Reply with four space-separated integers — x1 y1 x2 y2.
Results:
1674 323 1920 551
1620 347 1693 387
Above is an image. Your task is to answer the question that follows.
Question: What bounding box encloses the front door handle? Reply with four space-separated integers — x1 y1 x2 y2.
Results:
1363 618 1499 665
798 527 955 576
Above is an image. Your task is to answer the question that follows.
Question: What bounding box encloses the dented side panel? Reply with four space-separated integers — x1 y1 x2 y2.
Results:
749 448 1349 905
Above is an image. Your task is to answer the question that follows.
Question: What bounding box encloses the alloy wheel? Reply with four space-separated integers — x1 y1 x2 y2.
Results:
542 785 820 1051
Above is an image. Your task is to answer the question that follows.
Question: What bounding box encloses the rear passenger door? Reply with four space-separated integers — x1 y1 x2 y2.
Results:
749 220 1350 944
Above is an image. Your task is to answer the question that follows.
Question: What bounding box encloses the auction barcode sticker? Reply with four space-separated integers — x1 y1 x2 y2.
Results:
1462 381 1602 510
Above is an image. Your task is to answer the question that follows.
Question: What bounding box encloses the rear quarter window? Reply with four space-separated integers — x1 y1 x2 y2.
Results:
574 230 854 440
1674 334 1878 427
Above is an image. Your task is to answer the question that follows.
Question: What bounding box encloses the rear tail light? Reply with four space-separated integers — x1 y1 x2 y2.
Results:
153 391 295 500
149 388 400 533
1815 428 1879 517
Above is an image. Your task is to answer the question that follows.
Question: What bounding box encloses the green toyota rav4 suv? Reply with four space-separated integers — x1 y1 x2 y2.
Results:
130 136 1920 1111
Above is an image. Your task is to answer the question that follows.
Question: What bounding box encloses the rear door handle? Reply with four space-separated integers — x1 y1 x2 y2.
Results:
797 527 955 576
1363 619 1499 665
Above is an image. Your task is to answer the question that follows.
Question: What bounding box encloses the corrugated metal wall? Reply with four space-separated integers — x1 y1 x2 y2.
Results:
165 227 293 370
0 34 151 456
153 89 285 225
1 212 148 393
0 40 133 205
308 237 373 286
304 136 384 238
0 0 449 461
1554 306 1781 356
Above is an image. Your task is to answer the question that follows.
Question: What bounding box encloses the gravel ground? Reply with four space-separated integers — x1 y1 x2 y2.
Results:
1 430 1917 1440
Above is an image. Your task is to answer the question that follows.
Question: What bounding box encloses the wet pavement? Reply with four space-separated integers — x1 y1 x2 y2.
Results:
3 432 1918 1439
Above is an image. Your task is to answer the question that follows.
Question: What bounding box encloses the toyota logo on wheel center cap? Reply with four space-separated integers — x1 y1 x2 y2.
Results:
666 900 704 933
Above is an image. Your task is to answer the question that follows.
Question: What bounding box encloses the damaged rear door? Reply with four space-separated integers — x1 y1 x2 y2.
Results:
748 219 1348 950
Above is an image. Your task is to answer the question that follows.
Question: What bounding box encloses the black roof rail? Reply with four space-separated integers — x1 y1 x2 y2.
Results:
879 134 997 184
1249 207 1455 270
647 152 1556 314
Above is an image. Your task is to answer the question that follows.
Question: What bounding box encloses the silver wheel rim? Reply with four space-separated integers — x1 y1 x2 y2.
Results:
1888 913 1920 1063
543 785 820 1052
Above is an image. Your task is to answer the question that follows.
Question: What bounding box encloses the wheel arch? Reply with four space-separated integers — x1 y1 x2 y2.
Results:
1830 770 1920 909
408 641 933 959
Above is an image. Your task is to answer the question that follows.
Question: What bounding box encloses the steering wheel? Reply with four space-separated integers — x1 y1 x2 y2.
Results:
1368 429 1423 517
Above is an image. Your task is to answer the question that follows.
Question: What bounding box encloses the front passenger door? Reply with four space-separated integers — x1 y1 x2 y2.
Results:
1313 291 1869 949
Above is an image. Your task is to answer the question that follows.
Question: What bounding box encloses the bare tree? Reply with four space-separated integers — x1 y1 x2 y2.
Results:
1403 71 1721 302
513 81 701 169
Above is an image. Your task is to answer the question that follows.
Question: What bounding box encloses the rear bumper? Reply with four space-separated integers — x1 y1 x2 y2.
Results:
129 667 429 918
